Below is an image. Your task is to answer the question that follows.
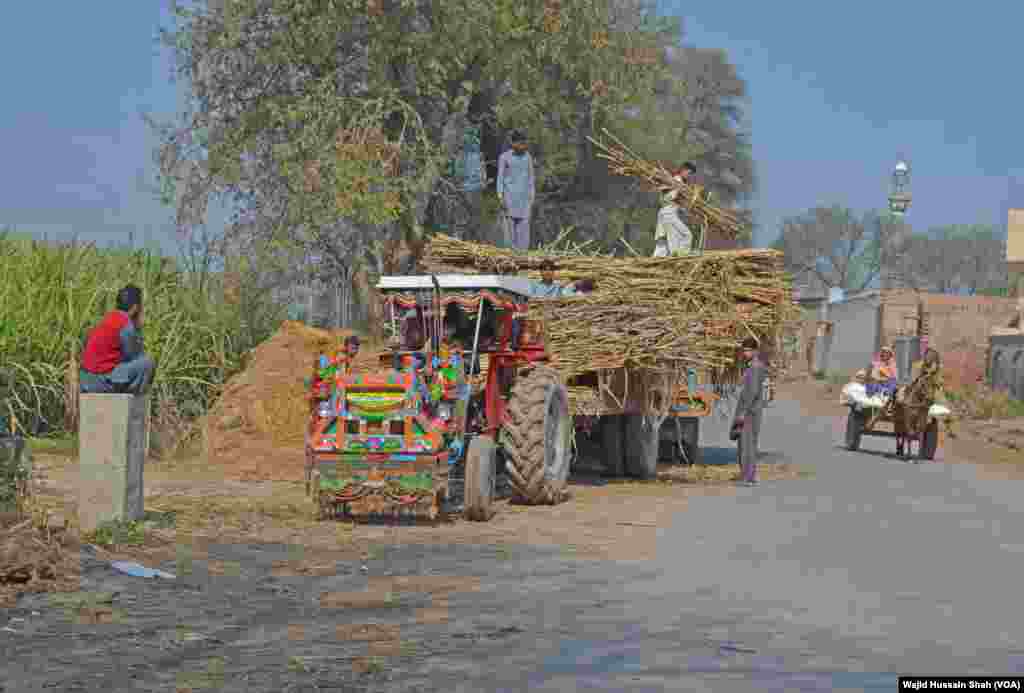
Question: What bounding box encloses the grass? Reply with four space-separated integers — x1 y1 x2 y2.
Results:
946 383 1024 420
0 230 285 450
145 484 319 534
28 435 78 457
83 518 146 547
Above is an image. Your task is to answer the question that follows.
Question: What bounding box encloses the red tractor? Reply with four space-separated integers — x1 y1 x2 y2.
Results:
304 273 715 522
306 274 572 522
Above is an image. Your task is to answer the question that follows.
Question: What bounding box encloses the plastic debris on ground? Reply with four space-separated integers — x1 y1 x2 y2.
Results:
109 561 176 580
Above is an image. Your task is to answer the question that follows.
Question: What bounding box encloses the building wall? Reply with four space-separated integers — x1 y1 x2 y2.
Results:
882 291 1020 390
822 293 882 375
989 333 1024 399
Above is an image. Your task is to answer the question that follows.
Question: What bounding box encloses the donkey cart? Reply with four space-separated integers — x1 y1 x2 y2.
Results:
843 391 950 462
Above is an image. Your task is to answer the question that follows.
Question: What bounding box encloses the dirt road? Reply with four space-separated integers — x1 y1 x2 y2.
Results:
4 391 1024 691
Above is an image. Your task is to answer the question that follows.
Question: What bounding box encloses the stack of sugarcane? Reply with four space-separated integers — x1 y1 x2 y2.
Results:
421 129 794 398
422 235 798 386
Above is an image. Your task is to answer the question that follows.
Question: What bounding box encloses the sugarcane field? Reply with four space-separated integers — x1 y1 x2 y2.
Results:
5 2 1024 690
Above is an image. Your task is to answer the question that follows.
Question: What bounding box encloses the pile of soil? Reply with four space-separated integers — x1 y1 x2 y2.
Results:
202 321 379 482
0 512 80 607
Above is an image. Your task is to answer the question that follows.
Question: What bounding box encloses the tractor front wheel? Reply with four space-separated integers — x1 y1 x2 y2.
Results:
464 435 497 521
502 365 572 505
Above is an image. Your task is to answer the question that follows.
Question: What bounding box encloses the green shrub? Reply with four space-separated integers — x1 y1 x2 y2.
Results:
947 382 1024 420
0 436 30 513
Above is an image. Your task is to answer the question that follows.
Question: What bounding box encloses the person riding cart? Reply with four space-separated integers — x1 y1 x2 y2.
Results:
866 345 899 414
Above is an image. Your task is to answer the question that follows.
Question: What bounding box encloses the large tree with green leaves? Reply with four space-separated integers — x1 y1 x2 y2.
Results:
155 0 681 243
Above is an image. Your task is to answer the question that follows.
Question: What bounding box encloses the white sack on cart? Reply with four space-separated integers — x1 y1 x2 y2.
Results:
840 382 886 408
842 381 951 419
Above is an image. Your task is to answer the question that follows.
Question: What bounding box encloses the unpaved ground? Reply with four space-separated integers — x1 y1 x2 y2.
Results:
4 412 819 692
12 377 1021 691
7 396 1024 691
26 447 809 566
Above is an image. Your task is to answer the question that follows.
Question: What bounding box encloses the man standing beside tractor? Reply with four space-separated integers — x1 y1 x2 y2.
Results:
731 337 767 487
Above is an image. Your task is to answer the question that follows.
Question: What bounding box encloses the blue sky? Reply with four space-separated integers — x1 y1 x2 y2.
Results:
3 2 1022 254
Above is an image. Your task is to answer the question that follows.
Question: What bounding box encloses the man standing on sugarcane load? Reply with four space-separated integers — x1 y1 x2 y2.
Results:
497 129 536 251
731 336 766 487
80 285 156 395
652 162 698 257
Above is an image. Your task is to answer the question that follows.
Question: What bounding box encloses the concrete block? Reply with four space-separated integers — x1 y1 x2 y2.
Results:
78 394 148 534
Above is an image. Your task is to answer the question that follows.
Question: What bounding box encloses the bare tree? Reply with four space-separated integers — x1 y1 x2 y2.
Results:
899 224 1007 294
774 206 881 293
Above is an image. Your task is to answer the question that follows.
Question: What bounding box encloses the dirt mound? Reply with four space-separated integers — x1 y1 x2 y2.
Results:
0 513 80 607
202 321 379 481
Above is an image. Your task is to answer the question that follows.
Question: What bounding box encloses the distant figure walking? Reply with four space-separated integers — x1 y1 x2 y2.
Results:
497 129 536 250
80 285 156 395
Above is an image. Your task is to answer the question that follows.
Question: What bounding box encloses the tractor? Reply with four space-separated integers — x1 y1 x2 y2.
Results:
304 273 715 523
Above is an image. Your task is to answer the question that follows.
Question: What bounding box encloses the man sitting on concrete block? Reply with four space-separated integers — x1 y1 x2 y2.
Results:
79 284 155 395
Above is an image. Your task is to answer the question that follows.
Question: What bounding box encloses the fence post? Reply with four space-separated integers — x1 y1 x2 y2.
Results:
78 394 148 534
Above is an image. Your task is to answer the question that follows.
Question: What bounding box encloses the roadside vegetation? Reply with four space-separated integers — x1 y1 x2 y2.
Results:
0 230 285 453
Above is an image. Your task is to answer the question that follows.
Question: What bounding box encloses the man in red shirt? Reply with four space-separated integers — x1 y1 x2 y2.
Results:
80 285 155 395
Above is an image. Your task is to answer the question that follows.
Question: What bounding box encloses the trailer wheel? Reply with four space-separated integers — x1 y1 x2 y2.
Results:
921 419 939 461
464 436 497 521
679 418 701 465
600 415 625 477
625 414 660 480
502 365 572 504
845 408 864 451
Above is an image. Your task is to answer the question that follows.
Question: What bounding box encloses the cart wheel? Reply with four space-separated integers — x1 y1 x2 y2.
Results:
921 420 939 461
902 435 917 463
845 408 864 451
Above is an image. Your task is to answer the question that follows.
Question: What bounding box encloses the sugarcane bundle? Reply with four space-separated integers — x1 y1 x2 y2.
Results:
422 235 798 386
587 128 745 242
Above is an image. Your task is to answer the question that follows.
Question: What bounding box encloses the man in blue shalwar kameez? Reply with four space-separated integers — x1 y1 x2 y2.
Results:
497 129 536 251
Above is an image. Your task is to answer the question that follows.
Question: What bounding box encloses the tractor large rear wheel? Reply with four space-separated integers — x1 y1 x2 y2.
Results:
502 365 572 504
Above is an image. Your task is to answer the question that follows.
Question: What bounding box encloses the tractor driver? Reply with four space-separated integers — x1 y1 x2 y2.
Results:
338 335 360 375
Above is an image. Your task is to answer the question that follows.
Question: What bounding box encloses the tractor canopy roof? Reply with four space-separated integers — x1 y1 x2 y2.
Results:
376 274 538 297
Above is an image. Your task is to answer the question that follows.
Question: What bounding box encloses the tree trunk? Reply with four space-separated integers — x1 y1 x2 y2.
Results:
573 93 596 197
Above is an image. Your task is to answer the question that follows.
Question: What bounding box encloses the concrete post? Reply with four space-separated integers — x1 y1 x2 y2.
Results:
78 394 148 534
812 321 832 375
